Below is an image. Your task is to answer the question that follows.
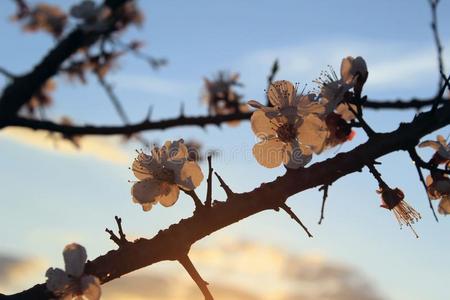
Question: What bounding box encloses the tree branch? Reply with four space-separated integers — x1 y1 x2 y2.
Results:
0 0 132 119
178 255 214 300
3 102 449 299
279 203 313 237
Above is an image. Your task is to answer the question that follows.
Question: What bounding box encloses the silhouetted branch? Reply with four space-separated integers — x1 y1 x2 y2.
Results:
2 96 448 137
178 255 213 300
214 171 233 198
205 156 213 207
0 0 132 119
266 59 279 106
429 0 445 90
0 66 15 79
279 203 313 237
408 147 450 175
97 74 130 124
318 184 329 225
183 189 204 210
105 216 130 247
408 148 439 222
2 101 450 299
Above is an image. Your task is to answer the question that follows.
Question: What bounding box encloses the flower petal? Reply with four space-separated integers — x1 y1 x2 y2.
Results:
131 153 157 180
418 140 442 151
131 178 162 206
283 141 312 169
297 115 329 154
81 275 101 300
45 267 71 293
251 110 276 137
335 103 357 121
165 139 189 161
157 183 180 207
268 80 294 108
252 138 284 168
63 243 87 277
438 196 450 215
174 161 204 190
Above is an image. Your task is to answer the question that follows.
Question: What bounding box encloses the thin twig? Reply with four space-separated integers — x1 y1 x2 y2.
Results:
105 216 129 247
318 184 329 225
408 149 439 222
280 203 313 237
0 67 15 79
182 189 203 210
214 171 233 198
178 255 214 300
266 59 279 106
428 0 445 91
347 102 376 137
205 156 213 207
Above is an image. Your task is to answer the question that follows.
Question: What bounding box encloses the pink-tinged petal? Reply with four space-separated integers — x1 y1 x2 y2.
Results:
81 275 101 300
283 141 312 169
252 139 284 168
63 243 87 277
251 110 277 138
131 178 162 206
174 161 204 190
45 267 70 293
297 115 329 154
157 183 180 207
268 80 294 108
438 196 450 215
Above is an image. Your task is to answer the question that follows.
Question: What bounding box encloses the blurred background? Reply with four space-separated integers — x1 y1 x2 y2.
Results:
0 1 449 299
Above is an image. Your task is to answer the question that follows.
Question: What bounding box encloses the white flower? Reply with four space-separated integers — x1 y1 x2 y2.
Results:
131 139 204 210
316 56 368 114
46 243 101 300
419 135 450 161
248 80 325 119
249 81 328 168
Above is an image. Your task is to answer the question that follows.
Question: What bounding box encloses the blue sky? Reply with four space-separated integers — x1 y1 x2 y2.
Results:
0 1 449 299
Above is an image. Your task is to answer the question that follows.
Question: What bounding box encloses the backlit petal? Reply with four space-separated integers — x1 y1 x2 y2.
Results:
252 139 284 168
63 243 87 277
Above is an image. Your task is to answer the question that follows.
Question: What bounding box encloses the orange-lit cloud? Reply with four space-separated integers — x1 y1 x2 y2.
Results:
0 127 129 165
0 237 385 300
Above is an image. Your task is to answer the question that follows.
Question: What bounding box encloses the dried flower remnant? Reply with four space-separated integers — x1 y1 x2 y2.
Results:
14 3 67 38
377 186 421 237
46 243 101 300
59 116 82 148
426 174 450 215
249 80 327 169
131 140 204 211
203 72 247 118
340 56 368 97
419 135 450 165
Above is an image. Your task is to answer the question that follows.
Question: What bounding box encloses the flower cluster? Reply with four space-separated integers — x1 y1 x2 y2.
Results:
46 243 101 300
420 135 450 215
248 56 367 169
203 72 248 122
131 140 204 211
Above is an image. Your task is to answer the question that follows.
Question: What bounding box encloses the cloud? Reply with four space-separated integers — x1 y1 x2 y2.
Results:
0 237 385 300
238 38 449 93
0 127 130 165
0 253 46 294
111 74 197 98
